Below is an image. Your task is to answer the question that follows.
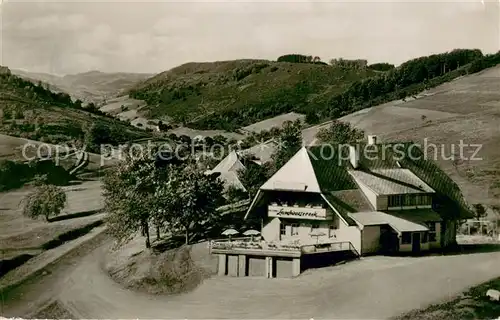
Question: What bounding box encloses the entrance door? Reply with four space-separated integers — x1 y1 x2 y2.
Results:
412 233 421 253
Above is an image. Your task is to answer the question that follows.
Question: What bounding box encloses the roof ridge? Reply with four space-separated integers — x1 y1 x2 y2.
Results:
261 147 321 192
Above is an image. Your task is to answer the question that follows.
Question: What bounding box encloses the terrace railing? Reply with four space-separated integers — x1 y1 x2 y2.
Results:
300 241 354 254
209 238 359 256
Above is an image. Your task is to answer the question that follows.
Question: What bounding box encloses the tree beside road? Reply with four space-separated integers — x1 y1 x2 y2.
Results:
103 151 224 249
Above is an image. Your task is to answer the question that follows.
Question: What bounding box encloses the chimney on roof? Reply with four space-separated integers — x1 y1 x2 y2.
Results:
368 135 377 145
349 145 359 169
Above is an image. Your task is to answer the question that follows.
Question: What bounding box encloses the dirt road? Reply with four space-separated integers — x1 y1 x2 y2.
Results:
5 241 499 319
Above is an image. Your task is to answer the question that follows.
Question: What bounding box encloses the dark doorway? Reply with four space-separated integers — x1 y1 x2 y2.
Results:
380 225 399 254
412 233 421 253
440 221 446 247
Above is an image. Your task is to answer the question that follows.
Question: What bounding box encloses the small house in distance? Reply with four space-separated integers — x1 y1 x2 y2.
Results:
210 135 473 278
206 150 247 192
206 140 277 192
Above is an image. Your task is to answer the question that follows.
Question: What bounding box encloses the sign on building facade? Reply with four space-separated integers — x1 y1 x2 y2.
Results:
268 205 327 220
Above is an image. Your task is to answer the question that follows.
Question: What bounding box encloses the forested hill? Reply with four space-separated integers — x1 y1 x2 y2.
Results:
0 66 149 147
129 58 378 130
130 49 500 131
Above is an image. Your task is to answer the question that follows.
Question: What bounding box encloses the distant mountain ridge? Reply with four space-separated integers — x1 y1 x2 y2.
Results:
12 69 154 104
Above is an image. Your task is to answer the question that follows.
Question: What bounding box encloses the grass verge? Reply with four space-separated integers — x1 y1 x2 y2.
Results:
0 219 104 277
0 226 107 295
30 300 75 319
394 277 500 320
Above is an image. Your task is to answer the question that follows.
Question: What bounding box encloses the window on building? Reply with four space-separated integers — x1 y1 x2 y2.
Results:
417 195 425 205
422 232 428 243
388 195 402 207
331 215 340 229
408 195 416 206
427 195 433 206
311 224 320 232
401 232 412 244
402 195 412 206
291 223 299 236
280 223 287 236
329 225 336 238
389 194 433 208
415 195 431 206
426 222 437 242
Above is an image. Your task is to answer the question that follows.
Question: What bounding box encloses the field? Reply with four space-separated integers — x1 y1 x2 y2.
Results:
99 95 245 139
99 96 146 115
0 133 117 173
0 132 109 281
0 180 105 260
168 126 245 140
303 65 500 206
241 112 305 134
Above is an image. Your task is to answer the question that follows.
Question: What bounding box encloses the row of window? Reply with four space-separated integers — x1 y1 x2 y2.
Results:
401 222 438 244
388 194 432 208
280 223 337 237
280 223 300 236
279 221 438 243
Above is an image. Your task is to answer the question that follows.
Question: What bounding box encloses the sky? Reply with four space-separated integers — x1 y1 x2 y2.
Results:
0 0 499 75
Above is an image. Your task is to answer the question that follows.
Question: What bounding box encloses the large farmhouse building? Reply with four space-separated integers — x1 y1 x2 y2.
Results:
210 136 472 278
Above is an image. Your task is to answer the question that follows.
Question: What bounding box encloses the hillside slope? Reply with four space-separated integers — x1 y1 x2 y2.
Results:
130 59 377 130
304 65 500 206
12 69 153 104
0 66 150 146
130 50 493 132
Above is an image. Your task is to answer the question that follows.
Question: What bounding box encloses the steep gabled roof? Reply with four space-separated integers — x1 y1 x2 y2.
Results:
217 171 247 192
306 146 356 192
261 147 321 193
209 150 245 173
206 150 246 192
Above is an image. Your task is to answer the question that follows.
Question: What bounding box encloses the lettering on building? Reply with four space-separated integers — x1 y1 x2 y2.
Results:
275 209 319 218
268 205 326 220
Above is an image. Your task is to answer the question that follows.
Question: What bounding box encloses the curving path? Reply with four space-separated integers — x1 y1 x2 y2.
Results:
40 242 500 319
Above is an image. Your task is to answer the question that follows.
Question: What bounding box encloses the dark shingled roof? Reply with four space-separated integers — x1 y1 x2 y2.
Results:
306 142 473 220
324 189 374 226
307 146 356 192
